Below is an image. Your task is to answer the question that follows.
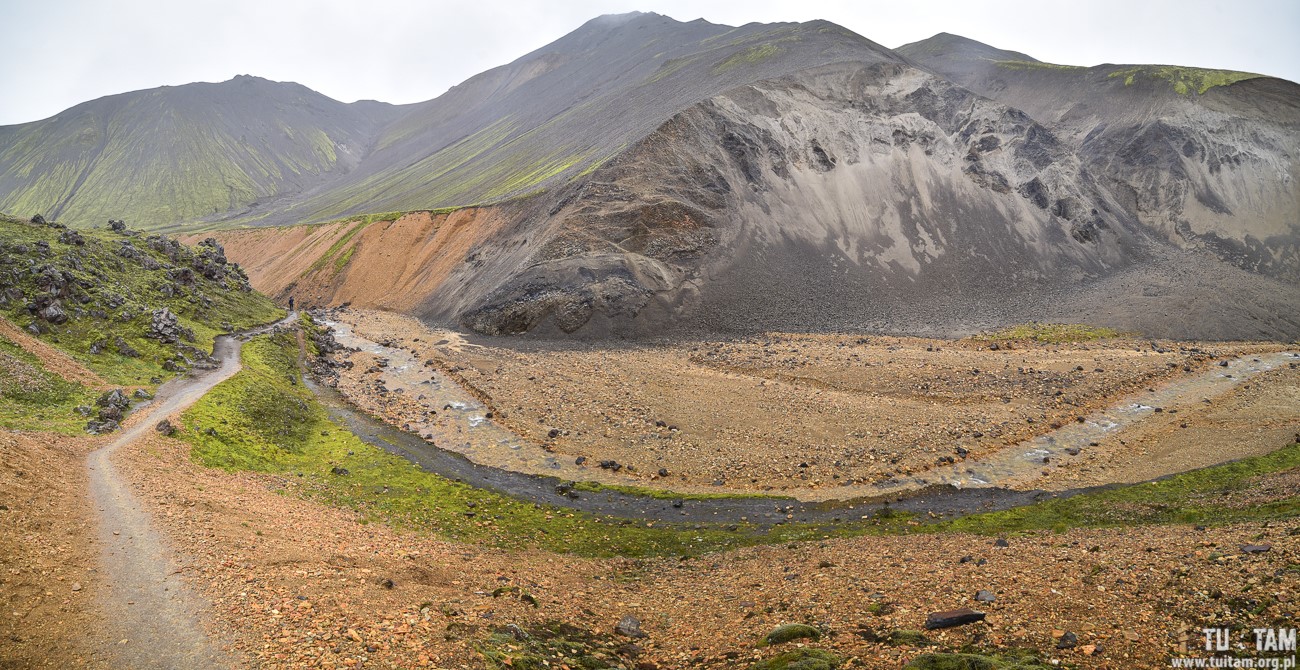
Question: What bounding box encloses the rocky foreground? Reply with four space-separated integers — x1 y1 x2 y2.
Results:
4 421 1295 668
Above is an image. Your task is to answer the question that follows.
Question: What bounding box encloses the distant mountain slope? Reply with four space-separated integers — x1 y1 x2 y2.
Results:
254 13 907 225
0 76 403 229
899 34 1300 283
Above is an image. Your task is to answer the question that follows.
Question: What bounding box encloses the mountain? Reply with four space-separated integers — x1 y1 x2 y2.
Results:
219 13 909 225
897 34 1300 283
0 75 406 229
7 13 1300 340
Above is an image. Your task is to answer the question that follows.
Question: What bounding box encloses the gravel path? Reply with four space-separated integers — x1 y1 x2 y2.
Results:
85 315 293 668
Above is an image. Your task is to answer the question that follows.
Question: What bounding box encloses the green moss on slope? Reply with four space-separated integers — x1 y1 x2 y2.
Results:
0 333 99 434
0 216 283 386
1108 65 1262 94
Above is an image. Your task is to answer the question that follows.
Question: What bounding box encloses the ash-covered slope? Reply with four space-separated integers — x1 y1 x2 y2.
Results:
438 32 1300 340
898 34 1300 283
0 76 404 230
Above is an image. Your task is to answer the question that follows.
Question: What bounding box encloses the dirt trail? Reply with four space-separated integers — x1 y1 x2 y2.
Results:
85 314 294 668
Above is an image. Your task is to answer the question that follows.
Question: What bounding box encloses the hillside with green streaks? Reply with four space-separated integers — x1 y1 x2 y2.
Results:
0 76 403 230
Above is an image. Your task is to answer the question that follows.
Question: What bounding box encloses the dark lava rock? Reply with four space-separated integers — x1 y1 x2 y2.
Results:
615 615 647 638
114 337 139 357
924 608 986 630
993 538 1009 548
97 389 130 410
1241 544 1272 554
39 300 68 324
1056 631 1079 649
330 466 350 476
155 419 177 436
147 308 193 344
85 419 119 434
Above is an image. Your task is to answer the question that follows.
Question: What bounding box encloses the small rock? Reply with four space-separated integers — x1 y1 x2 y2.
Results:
1056 631 1078 649
155 420 176 436
993 538 1009 548
71 582 82 592
615 615 647 638
924 608 985 630
974 590 996 603
1241 544 1272 554
330 466 350 476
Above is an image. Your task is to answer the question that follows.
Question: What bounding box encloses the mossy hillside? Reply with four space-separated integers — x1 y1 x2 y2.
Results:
0 215 283 385
1108 65 1262 95
0 332 98 434
182 331 881 557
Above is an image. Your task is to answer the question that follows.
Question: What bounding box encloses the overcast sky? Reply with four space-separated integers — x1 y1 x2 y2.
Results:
3 0 1297 126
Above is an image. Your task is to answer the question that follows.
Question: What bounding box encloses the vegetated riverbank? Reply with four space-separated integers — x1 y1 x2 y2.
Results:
178 320 1300 559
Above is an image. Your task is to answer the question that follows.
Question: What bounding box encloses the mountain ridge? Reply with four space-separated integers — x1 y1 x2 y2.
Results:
7 13 1300 340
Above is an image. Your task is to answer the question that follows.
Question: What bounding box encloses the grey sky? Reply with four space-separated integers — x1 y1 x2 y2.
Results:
3 0 1298 126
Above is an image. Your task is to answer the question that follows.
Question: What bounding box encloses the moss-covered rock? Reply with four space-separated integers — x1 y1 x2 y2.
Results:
762 623 822 646
751 648 841 670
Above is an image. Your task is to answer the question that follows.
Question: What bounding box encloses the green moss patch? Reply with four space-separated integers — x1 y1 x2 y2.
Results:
752 648 842 670
762 623 822 646
714 43 784 73
0 333 98 433
972 322 1120 343
477 621 637 670
1108 65 1262 95
904 650 1053 670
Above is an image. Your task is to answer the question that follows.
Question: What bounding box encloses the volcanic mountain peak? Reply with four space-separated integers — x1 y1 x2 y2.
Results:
897 32 1039 65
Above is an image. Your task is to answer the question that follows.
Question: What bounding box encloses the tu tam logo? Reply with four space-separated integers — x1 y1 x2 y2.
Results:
1203 628 1297 652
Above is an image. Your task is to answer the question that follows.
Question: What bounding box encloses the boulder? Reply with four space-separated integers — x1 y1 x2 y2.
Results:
924 608 986 630
147 308 193 344
96 388 130 409
39 300 68 324
763 623 820 645
615 615 647 638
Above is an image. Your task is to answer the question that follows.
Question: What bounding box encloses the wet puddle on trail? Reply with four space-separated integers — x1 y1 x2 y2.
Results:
323 318 1298 503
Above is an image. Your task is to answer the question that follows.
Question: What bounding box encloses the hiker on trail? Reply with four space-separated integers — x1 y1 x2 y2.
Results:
289 296 295 311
